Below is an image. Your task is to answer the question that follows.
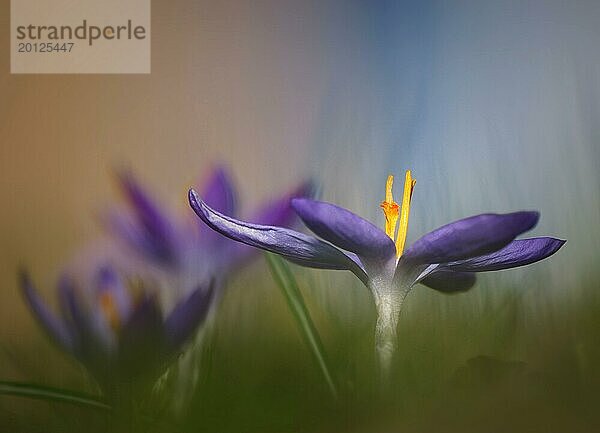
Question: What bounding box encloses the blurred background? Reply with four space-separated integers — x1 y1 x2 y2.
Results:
1 0 599 432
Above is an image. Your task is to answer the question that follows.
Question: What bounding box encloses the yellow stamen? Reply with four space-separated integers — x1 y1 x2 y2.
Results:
380 175 399 240
395 170 415 256
99 292 120 331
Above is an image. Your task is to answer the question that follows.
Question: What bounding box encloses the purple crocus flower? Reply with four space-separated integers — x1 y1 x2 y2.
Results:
19 264 213 397
188 171 565 374
105 165 311 407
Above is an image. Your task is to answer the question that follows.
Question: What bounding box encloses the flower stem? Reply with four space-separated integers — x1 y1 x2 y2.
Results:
372 283 409 385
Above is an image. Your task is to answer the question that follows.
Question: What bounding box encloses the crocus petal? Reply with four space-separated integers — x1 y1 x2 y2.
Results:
116 171 179 266
291 198 396 261
442 237 566 272
251 181 313 227
194 166 238 248
119 295 163 346
61 277 114 360
403 211 540 264
189 189 366 279
199 165 237 216
56 275 75 323
419 270 477 293
118 295 164 372
225 181 313 267
105 210 163 263
164 281 215 353
19 271 73 351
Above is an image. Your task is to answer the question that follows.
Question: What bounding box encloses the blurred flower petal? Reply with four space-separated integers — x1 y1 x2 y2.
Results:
19 271 73 351
60 276 114 361
118 295 164 372
251 181 314 227
116 171 180 266
199 165 237 216
164 281 215 352
105 210 162 262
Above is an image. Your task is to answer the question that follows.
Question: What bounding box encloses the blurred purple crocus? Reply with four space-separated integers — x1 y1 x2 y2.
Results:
20 264 213 397
188 171 565 374
105 165 311 408
107 165 312 295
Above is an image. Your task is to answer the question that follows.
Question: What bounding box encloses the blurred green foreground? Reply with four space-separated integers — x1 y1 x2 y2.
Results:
1 263 599 433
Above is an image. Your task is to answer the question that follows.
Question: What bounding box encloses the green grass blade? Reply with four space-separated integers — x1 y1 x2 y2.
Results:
265 253 338 399
0 380 110 410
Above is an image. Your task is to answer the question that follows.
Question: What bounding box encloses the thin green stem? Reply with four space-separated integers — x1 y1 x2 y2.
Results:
0 380 110 410
265 253 338 399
